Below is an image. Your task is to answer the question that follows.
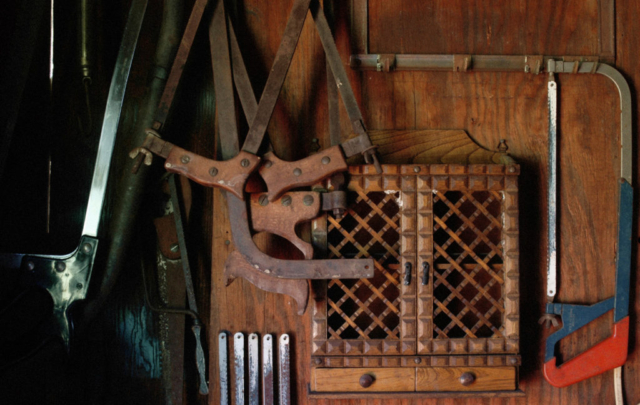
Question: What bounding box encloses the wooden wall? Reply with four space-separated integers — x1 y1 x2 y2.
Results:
207 1 639 404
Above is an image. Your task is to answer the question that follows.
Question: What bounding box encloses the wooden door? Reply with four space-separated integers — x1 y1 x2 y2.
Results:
416 165 520 357
312 165 418 357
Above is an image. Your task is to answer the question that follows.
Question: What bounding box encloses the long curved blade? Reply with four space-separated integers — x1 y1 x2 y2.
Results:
81 0 148 237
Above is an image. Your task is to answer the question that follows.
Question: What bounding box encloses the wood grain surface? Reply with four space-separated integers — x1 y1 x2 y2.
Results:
204 1 639 404
415 367 516 392
313 367 415 392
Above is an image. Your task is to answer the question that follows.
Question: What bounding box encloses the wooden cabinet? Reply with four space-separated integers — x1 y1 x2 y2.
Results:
311 163 520 396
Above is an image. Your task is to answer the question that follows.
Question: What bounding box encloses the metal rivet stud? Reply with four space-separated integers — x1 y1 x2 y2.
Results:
321 156 331 165
241 159 250 168
293 168 302 176
281 195 292 206
413 166 420 173
509 166 516 173
76 283 83 289
55 262 66 273
414 357 422 364
303 195 314 206
259 195 269 206
209 167 218 176
26 261 35 271
314 358 322 365
180 155 191 164
264 160 273 168
82 243 92 254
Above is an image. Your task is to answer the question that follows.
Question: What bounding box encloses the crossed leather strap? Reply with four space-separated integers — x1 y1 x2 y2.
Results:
131 0 380 314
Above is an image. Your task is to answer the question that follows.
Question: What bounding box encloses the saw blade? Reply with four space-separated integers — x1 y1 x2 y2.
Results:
546 70 558 300
82 0 147 237
278 334 290 405
248 333 259 405
233 332 245 405
262 335 274 405
219 332 229 405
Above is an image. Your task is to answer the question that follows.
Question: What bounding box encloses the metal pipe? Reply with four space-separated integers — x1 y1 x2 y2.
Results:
83 0 183 321
349 54 602 73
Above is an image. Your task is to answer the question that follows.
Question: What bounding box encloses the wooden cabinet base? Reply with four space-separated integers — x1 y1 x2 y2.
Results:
311 367 518 396
416 367 516 391
312 368 415 392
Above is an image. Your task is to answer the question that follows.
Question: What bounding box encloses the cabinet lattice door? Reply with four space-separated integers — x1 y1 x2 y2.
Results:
311 164 520 394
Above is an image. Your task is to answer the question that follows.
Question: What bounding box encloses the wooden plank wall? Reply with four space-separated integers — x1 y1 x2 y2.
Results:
205 0 639 404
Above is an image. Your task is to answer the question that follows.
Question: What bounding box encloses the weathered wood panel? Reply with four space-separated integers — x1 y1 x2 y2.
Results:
367 0 611 58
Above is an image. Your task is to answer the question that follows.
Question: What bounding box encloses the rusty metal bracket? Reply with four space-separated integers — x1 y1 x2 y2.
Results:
453 54 471 72
321 190 347 216
524 55 544 74
376 54 396 72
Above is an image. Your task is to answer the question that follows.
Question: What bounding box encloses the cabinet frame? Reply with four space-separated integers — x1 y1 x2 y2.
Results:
311 164 520 393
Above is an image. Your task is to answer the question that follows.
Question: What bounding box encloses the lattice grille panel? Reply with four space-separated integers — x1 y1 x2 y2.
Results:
327 191 401 340
432 190 505 339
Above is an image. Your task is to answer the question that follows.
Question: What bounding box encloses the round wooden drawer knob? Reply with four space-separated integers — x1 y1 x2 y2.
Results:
359 374 374 388
459 372 476 386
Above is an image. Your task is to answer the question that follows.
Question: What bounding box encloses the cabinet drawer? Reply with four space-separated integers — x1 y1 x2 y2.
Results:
312 368 415 392
416 367 516 391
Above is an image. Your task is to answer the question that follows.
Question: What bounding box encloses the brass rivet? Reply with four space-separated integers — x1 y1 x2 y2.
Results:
413 166 420 173
241 159 250 168
414 357 422 364
303 195 314 206
259 195 269 206
293 168 302 176
209 167 218 176
509 166 516 173
281 195 292 206
180 155 191 164
321 156 331 165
